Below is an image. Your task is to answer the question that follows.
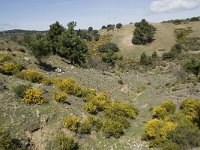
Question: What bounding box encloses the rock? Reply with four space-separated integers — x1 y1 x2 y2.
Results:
36 110 40 117
121 84 129 93
0 79 6 91
55 68 62 73
24 57 30 61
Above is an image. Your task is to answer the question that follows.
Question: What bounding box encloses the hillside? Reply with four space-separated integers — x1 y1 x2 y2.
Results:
0 20 200 150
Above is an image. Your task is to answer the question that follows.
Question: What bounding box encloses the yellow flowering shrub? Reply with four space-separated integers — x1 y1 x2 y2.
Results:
153 100 176 119
180 98 200 125
17 70 50 85
144 119 176 147
64 116 80 132
80 119 92 134
22 87 47 104
84 102 98 114
0 62 23 75
0 54 12 63
102 118 124 138
53 91 68 103
105 100 139 119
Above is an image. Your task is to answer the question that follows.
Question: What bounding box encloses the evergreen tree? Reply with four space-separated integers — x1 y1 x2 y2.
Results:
57 22 88 65
132 19 156 45
47 21 65 54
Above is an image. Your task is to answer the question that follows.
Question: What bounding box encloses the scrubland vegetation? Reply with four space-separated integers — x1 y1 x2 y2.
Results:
0 17 200 150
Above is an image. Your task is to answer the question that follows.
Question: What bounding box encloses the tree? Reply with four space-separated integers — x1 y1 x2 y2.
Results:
46 21 65 54
116 23 123 29
29 33 51 63
98 42 119 53
132 19 156 45
101 25 106 29
57 22 88 65
88 27 93 32
184 58 200 77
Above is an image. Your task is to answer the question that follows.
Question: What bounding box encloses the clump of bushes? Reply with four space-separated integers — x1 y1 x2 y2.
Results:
102 50 123 66
0 54 12 63
79 119 92 134
13 84 31 98
98 42 119 53
0 63 23 75
143 98 200 149
184 58 200 77
53 91 68 103
116 23 123 29
64 116 80 132
22 87 47 104
17 69 51 85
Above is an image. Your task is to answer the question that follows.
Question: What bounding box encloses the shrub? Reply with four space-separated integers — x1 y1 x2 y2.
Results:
153 100 176 119
140 52 152 66
162 43 183 60
80 119 92 134
0 55 12 63
17 70 50 85
84 92 111 113
22 87 47 104
98 42 119 53
0 63 23 75
116 23 122 29
53 134 78 150
105 100 139 119
180 98 200 126
13 84 31 98
184 58 200 77
132 19 156 45
167 120 200 150
53 91 68 103
102 119 124 138
84 102 98 114
87 116 102 131
143 119 176 147
64 116 80 132
102 50 123 66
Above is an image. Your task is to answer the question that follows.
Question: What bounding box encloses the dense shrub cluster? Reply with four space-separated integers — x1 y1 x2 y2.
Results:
22 87 47 104
140 51 159 66
0 63 23 75
102 50 123 66
132 19 156 45
144 98 200 149
17 70 50 85
53 91 68 103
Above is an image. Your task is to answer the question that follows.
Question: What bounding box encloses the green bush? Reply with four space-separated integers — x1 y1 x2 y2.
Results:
64 116 80 132
116 23 123 29
0 63 23 75
184 58 200 77
167 120 200 150
22 87 47 104
52 134 78 150
162 43 183 60
98 42 119 53
13 84 31 98
140 52 152 66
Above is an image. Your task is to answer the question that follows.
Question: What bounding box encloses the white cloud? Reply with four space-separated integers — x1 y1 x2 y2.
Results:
150 0 200 13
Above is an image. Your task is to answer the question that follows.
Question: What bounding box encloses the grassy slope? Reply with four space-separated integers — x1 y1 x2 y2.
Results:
1 21 200 150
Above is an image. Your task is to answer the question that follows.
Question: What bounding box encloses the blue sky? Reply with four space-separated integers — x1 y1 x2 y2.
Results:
0 0 200 31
